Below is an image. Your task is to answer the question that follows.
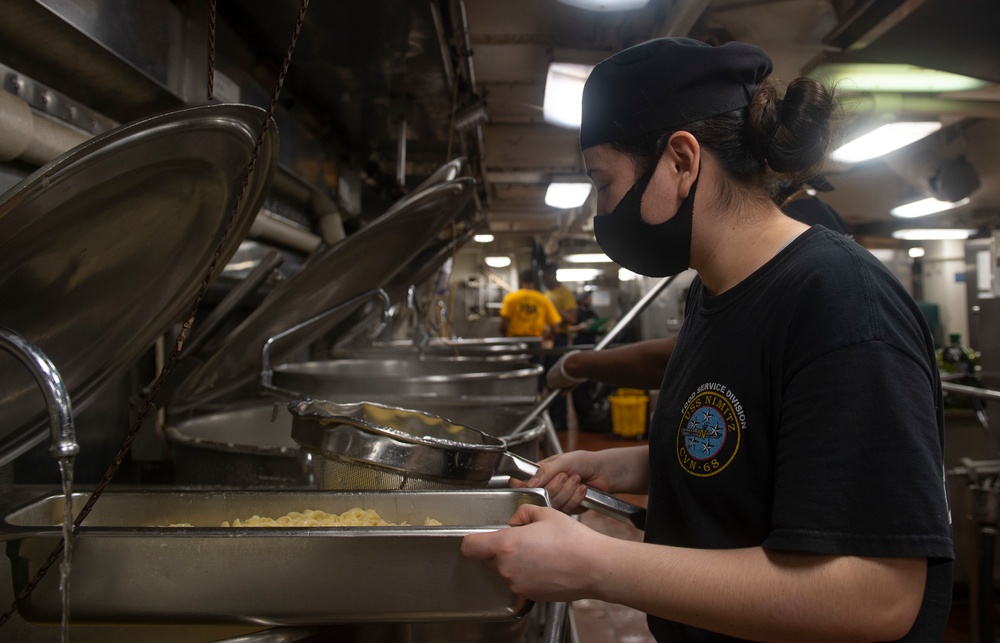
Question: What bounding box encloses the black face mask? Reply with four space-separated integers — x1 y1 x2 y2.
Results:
593 160 700 278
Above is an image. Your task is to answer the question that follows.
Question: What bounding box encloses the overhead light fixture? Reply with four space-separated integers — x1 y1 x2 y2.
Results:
618 268 638 281
474 233 495 243
908 247 926 258
831 121 942 163
545 182 592 209
891 228 977 241
484 255 511 268
543 62 593 128
556 268 600 283
564 253 612 263
810 63 989 93
890 197 971 218
557 0 649 10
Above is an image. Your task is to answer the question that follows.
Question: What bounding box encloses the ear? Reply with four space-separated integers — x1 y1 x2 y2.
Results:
663 132 700 198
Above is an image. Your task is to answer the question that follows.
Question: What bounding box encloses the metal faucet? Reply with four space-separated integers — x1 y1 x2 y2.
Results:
0 326 78 459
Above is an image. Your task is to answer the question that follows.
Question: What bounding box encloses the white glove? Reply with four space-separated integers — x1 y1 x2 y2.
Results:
547 350 587 390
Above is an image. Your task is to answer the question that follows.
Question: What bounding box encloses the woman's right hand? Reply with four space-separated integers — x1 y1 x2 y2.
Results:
510 450 611 514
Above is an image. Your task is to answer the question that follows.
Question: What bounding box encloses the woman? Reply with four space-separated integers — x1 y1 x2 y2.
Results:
461 38 953 642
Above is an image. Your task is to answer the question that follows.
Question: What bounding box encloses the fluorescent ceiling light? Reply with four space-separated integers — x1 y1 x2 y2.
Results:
556 268 600 282
831 121 942 163
473 233 495 243
890 197 971 218
908 247 926 258
545 182 593 208
564 253 612 263
811 63 989 93
618 268 638 281
891 228 977 241
558 0 649 9
543 63 593 128
484 255 511 268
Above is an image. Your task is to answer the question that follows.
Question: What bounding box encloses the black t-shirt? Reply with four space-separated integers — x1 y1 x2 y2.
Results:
645 226 954 642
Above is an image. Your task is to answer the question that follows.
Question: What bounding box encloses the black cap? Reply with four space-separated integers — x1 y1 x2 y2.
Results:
580 38 773 150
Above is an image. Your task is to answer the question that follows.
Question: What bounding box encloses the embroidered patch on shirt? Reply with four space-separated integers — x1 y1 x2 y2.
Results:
676 383 745 477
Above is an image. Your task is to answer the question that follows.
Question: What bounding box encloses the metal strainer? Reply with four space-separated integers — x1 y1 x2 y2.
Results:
289 399 646 529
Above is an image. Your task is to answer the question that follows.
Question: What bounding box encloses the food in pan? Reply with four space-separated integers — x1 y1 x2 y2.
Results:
166 507 442 528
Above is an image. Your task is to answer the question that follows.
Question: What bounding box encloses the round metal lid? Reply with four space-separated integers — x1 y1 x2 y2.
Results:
171 177 477 407
0 104 278 466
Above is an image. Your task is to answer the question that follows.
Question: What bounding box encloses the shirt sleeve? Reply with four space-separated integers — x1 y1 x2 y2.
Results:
544 297 562 326
763 340 953 561
499 293 513 319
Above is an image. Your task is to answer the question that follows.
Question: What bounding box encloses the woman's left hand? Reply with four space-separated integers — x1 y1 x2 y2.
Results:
460 504 608 602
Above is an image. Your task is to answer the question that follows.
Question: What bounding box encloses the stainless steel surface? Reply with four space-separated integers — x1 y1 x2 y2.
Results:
165 398 547 489
379 197 484 318
173 178 478 407
367 337 540 358
943 381 1000 403
183 249 285 358
411 158 468 194
2 489 546 624
509 274 679 437
0 327 77 459
260 289 391 397
164 404 311 488
345 348 531 363
0 103 276 466
291 400 646 528
271 357 543 400
290 400 506 486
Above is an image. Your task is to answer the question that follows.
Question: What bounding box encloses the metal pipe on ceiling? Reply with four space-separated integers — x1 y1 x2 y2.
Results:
248 210 323 255
0 84 332 252
0 88 89 165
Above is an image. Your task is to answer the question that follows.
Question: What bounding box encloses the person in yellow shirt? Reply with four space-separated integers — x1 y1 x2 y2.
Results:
499 269 561 339
541 265 578 337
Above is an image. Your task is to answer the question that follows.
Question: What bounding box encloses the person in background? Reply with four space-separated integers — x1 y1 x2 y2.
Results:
570 291 600 347
779 176 852 237
499 269 561 341
463 37 952 642
541 264 578 430
567 291 606 432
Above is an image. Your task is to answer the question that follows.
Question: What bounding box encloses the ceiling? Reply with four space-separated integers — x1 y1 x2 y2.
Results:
10 0 995 259
460 0 1000 253
206 0 1000 257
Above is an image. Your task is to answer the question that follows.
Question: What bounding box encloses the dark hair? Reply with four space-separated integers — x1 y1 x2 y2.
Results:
519 269 537 286
610 77 837 210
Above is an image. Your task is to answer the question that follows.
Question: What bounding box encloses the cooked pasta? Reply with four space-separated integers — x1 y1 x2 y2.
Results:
166 507 441 528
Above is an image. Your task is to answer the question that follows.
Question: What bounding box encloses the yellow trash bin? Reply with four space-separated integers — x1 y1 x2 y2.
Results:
608 388 649 438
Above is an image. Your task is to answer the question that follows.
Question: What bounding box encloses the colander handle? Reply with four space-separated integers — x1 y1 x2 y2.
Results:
498 453 646 530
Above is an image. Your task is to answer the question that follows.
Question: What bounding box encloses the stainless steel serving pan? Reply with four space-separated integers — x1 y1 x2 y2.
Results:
1 489 546 624
289 400 647 529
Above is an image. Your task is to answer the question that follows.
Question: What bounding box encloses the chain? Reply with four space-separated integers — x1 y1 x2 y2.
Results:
208 0 217 100
0 0 311 627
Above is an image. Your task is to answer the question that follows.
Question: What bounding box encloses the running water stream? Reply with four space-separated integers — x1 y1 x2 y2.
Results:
58 456 74 643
